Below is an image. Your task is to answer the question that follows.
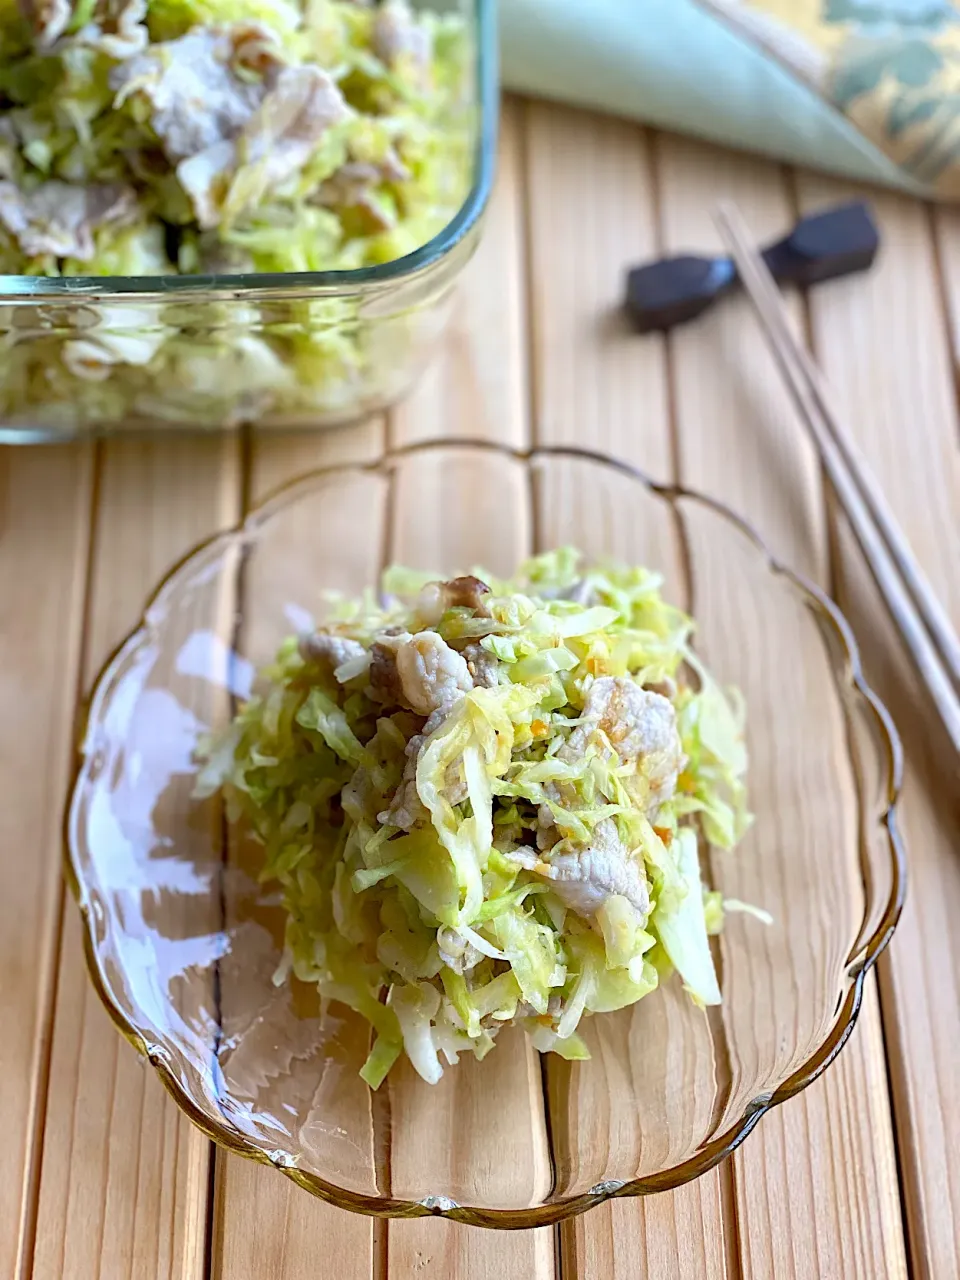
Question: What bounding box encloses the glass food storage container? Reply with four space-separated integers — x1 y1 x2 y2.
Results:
0 0 496 442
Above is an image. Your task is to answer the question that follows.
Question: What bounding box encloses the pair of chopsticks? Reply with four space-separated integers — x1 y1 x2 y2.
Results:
713 202 960 755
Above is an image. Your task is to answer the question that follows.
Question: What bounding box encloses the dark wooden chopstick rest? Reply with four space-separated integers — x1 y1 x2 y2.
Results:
624 201 880 334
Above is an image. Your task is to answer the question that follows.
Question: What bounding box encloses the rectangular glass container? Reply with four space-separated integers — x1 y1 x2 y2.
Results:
0 0 497 441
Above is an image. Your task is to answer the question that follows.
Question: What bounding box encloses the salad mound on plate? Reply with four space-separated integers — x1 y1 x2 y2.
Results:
197 549 753 1087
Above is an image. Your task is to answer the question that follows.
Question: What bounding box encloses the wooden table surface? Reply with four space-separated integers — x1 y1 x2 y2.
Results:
4 95 960 1280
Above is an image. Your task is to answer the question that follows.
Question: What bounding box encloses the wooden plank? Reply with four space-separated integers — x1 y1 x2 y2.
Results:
533 457 723 1197
390 1218 555 1280
211 418 385 1280
0 446 93 1280
395 98 528 447
523 106 670 467
383 445 552 1207
386 97 556 1275
559 1183 728 1280
655 135 906 1280
522 100 733 1276
383 453 555 1270
32 437 241 1280
800 182 960 1280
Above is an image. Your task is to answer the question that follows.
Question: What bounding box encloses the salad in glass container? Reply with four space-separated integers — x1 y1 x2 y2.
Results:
0 0 493 436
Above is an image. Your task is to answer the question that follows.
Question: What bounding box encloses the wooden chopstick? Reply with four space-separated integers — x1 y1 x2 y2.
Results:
713 200 960 754
716 201 960 688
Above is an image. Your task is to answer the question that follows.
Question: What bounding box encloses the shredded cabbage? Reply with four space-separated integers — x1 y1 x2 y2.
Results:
198 548 759 1086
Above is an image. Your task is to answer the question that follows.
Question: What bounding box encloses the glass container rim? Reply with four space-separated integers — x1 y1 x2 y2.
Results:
64 437 908 1230
0 0 498 304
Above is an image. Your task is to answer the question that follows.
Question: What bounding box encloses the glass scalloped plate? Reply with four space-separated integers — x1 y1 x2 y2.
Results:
65 440 906 1229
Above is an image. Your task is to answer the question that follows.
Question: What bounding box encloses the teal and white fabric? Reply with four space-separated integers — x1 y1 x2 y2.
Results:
501 0 960 198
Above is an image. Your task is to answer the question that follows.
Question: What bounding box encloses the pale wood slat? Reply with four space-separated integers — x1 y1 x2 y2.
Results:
386 97 555 1275
211 418 385 1280
0 446 93 1280
32 438 241 1280
532 463 733 1260
799 180 960 1280
657 135 906 1280
390 1219 555 1280
522 100 733 1275
212 1166 373 1280
395 98 528 447
384 448 553 1207
383 454 554 1264
523 106 669 467
559 1187 729 1280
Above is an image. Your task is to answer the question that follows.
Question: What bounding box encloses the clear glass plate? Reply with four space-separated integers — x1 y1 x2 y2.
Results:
66 441 905 1228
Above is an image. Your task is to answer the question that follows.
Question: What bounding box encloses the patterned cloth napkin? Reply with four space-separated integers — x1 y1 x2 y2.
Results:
501 0 960 198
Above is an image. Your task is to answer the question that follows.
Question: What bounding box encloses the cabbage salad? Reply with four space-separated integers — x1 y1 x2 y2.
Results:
0 0 472 428
0 0 469 274
198 550 753 1087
